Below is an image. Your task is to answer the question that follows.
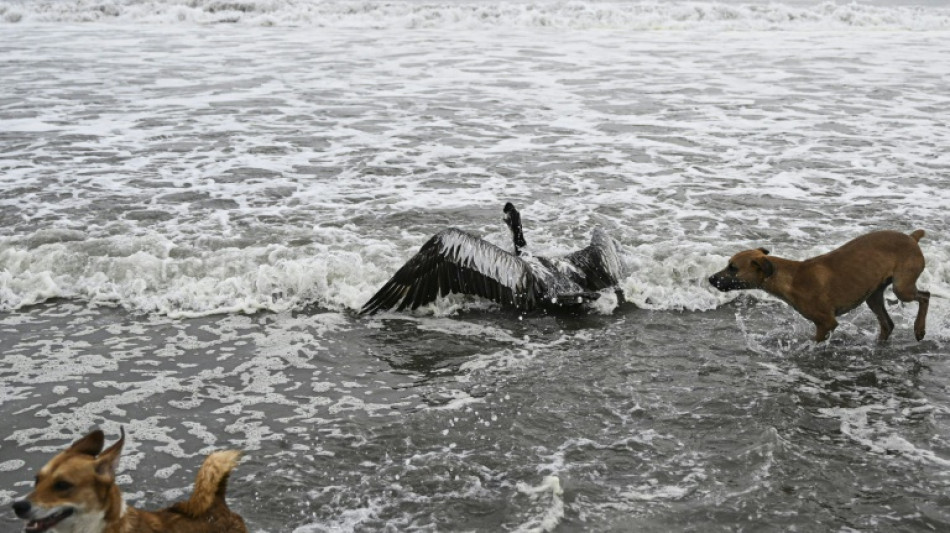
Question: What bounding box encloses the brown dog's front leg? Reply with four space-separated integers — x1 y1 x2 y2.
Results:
866 284 894 343
812 316 838 342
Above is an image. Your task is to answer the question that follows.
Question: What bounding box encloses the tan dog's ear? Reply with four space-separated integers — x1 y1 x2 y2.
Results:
753 258 774 278
68 430 105 457
757 247 770 255
94 427 125 481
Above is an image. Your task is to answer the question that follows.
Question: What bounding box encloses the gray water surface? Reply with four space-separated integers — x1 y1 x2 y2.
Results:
2 17 950 533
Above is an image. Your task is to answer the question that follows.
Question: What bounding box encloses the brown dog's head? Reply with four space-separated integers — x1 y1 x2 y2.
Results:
11 428 124 533
708 248 774 292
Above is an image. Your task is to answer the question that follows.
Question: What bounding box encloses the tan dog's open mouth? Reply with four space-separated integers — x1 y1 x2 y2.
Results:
25 508 74 533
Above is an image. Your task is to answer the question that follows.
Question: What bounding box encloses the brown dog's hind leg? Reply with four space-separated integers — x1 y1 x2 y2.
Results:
893 267 928 341
912 290 930 341
866 284 894 343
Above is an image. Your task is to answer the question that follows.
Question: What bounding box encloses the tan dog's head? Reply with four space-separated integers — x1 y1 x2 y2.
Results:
708 248 774 292
11 428 124 533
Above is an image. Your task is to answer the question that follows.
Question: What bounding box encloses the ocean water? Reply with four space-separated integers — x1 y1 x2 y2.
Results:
1 0 950 531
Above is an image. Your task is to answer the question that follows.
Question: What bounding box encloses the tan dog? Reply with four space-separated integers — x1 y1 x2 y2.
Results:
709 230 929 342
11 428 247 533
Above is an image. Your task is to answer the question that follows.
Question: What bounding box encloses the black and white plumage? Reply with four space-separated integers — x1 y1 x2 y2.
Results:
359 203 626 315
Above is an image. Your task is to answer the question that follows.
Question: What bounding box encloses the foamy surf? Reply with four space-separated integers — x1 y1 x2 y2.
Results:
0 238 371 316
819 403 950 467
513 476 565 533
2 0 949 31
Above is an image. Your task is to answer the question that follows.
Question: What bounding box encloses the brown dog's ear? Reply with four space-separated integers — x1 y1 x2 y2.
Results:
94 427 125 480
68 430 105 457
753 258 774 278
757 247 770 256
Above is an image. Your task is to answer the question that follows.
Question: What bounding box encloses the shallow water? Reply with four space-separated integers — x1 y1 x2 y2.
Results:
2 2 950 531
2 300 948 531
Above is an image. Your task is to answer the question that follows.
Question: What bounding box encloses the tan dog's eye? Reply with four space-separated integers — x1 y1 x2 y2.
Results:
53 480 73 492
727 263 738 273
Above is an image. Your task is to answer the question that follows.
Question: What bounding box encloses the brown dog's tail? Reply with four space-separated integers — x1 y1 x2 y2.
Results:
910 229 925 242
172 450 241 518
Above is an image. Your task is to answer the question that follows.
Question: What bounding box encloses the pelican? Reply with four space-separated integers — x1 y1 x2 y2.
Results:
359 203 627 315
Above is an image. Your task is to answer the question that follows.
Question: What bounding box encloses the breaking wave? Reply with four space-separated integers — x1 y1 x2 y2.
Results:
3 231 949 319
0 233 724 317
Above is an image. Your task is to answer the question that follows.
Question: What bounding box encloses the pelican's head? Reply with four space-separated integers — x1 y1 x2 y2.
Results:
503 202 527 251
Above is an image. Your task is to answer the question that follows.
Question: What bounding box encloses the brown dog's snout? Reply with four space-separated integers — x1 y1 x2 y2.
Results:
708 270 743 292
12 499 31 519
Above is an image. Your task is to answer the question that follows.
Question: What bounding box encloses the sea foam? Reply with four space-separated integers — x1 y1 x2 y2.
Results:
1 0 949 31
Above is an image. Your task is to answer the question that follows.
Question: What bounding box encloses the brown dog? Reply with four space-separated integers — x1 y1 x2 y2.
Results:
11 428 248 533
709 230 929 342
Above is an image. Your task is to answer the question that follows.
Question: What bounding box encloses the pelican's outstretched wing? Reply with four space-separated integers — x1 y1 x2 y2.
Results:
563 227 627 291
360 229 540 315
